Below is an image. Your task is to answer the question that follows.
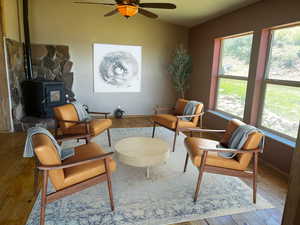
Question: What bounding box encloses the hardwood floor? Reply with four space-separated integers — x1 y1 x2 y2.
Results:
0 117 288 225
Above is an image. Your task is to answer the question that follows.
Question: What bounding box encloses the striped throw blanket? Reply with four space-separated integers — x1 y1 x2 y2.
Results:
23 127 74 160
218 125 264 159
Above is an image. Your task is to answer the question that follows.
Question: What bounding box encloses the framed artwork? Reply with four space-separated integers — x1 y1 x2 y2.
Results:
93 43 142 93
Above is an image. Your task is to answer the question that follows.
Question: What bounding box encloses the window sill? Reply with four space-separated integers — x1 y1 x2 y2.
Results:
207 110 296 148
262 130 295 148
208 110 235 120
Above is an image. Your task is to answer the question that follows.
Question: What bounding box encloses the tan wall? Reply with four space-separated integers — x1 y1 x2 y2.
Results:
188 0 300 173
1 0 21 41
28 0 188 115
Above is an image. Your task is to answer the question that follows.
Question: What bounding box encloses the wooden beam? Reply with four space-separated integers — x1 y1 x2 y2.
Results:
282 126 300 225
208 39 221 110
248 29 270 125
0 1 12 132
23 0 33 80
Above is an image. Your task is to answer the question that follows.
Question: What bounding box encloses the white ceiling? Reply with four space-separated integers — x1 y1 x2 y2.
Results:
144 0 261 27
77 0 261 27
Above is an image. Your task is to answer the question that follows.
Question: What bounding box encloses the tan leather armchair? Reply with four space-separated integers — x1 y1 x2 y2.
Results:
152 99 204 152
53 104 112 146
32 133 116 225
182 119 264 203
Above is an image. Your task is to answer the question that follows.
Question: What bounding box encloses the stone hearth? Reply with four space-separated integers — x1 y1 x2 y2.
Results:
5 38 75 131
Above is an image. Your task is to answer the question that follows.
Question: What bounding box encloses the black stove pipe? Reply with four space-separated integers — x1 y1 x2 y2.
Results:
23 0 33 80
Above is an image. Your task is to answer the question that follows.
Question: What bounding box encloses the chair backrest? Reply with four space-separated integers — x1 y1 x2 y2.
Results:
32 134 65 190
53 104 79 129
174 99 204 125
220 119 264 170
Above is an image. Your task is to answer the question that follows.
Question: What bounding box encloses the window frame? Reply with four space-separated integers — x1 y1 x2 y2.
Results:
257 24 300 141
213 32 254 119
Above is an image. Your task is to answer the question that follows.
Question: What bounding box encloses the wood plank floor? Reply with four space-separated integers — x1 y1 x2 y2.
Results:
0 117 288 225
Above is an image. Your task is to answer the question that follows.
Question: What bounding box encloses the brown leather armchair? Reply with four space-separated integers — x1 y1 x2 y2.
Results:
152 99 204 152
182 119 264 203
32 133 116 225
53 104 112 146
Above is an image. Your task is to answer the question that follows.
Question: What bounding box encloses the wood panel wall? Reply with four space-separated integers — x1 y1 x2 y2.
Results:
282 129 300 225
0 1 12 132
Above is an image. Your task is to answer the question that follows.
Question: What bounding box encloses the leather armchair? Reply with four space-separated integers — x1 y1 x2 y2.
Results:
181 119 264 203
32 133 116 225
53 104 112 146
152 99 204 152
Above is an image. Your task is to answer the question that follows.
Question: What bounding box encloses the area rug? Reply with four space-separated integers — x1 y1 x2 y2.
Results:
26 127 273 225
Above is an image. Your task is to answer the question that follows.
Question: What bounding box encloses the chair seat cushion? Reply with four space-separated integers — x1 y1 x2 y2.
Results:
185 137 245 171
62 119 112 137
153 114 196 129
62 142 116 189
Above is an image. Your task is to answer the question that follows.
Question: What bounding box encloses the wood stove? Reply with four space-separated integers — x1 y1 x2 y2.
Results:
22 80 66 118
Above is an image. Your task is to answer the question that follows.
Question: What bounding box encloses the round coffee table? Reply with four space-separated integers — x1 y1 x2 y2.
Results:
115 137 170 178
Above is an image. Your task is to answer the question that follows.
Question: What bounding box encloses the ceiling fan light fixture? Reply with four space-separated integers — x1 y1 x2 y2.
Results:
117 5 138 18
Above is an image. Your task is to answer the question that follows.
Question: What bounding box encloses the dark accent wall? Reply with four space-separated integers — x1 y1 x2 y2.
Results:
188 0 300 174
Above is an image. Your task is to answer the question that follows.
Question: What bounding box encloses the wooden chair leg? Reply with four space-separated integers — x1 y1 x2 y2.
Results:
194 151 207 202
34 166 39 197
152 123 156 138
104 159 115 211
172 130 178 152
40 170 48 225
184 152 189 173
107 129 112 147
253 152 258 204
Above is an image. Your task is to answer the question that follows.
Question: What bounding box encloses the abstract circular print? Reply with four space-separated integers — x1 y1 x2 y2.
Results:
99 51 139 87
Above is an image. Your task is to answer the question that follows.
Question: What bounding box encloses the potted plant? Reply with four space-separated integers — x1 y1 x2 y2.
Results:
168 45 192 98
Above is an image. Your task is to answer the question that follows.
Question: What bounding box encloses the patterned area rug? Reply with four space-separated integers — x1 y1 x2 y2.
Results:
26 127 273 225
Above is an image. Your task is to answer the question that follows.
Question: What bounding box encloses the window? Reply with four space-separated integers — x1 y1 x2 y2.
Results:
259 25 300 139
215 33 253 118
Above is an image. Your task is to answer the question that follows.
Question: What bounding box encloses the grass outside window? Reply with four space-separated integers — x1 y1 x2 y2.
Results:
261 84 300 139
216 78 247 118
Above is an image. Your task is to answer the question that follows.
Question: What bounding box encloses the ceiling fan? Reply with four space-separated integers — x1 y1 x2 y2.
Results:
73 0 176 19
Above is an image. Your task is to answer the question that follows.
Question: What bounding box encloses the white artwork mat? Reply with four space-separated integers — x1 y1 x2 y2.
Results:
93 43 142 93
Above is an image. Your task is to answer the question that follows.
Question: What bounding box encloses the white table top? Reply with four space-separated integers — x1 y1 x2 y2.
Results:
115 137 170 168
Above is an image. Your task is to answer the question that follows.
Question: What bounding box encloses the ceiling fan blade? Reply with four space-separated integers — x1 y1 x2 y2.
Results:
139 3 176 9
104 9 119 17
73 1 115 6
130 0 140 4
138 8 158 19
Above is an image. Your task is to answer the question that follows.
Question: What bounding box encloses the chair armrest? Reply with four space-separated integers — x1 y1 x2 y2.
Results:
88 112 110 118
176 112 204 119
201 147 261 154
88 112 110 115
55 119 91 137
179 128 226 133
56 119 92 124
37 152 114 171
56 134 91 142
